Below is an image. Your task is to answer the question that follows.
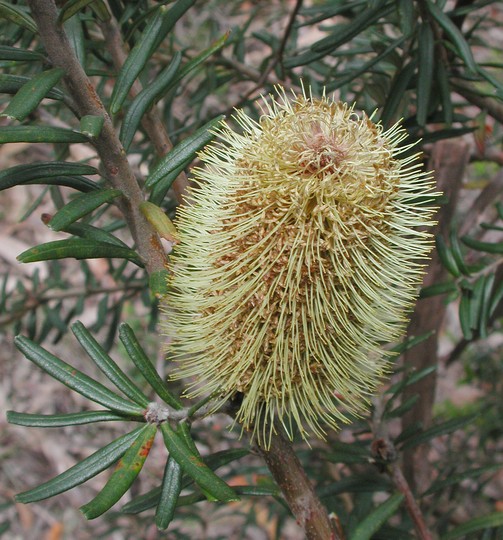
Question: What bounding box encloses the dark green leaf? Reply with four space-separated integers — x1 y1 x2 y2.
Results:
110 0 196 114
15 427 144 503
63 10 85 65
459 288 473 340
419 281 458 299
0 45 43 61
72 321 151 407
0 126 89 144
0 1 37 33
63 222 130 248
155 457 182 530
423 464 502 496
385 395 420 419
120 51 181 151
0 161 98 192
0 74 65 99
146 116 223 189
416 23 434 126
160 423 238 502
449 228 470 275
399 414 477 450
462 235 503 254
48 189 122 231
79 115 104 138
119 323 182 410
122 447 248 514
435 57 453 125
17 239 142 265
435 235 462 277
442 512 503 540
379 61 416 127
311 1 391 54
391 331 435 354
81 424 157 519
58 0 106 24
14 335 145 416
0 68 65 122
7 410 139 427
489 278 503 317
350 493 404 540
425 0 477 72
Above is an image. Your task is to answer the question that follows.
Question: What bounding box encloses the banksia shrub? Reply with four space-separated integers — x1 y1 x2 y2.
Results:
164 87 437 447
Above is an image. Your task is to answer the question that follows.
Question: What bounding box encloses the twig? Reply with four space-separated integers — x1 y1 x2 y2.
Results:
99 16 189 202
256 427 340 540
26 0 167 277
371 438 433 540
224 0 303 114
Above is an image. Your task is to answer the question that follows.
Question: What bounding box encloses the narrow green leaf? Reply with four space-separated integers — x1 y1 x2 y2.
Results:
64 10 85 65
0 1 37 33
462 235 503 254
15 427 144 503
399 414 477 450
17 239 142 265
79 115 104 138
122 447 249 514
120 51 182 151
469 276 486 334
0 74 65 99
385 395 420 419
425 0 477 72
459 288 474 340
416 22 434 126
329 36 407 91
435 57 453 125
72 321 150 407
435 235 462 277
442 512 503 540
419 281 458 299
149 269 170 298
173 31 230 85
0 45 43 61
379 60 416 127
423 464 502 496
489 278 503 317
0 161 98 192
1 68 65 122
0 126 89 144
140 201 178 242
110 0 196 114
47 189 122 231
58 0 105 24
119 323 182 410
146 116 223 189
155 457 182 530
160 423 238 502
7 410 138 427
81 424 157 519
350 493 404 540
14 335 145 416
390 331 435 355
479 274 496 336
311 1 391 54
449 228 470 275
63 222 130 248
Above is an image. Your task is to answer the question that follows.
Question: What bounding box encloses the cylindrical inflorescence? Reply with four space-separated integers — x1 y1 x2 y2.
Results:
163 86 438 448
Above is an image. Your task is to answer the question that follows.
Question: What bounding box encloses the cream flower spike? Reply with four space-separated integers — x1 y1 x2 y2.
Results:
163 85 437 448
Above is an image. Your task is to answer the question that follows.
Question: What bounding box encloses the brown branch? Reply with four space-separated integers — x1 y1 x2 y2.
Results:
371 438 433 540
256 428 340 540
26 0 167 278
99 16 189 202
452 78 503 126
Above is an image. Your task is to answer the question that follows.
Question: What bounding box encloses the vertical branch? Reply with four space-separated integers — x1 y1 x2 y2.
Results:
256 428 339 540
401 140 469 491
99 15 189 202
26 0 167 277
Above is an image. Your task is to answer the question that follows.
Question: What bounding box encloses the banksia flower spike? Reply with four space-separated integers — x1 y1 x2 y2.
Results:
164 86 437 448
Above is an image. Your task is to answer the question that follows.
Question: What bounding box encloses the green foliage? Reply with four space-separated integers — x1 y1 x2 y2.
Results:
1 0 502 538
